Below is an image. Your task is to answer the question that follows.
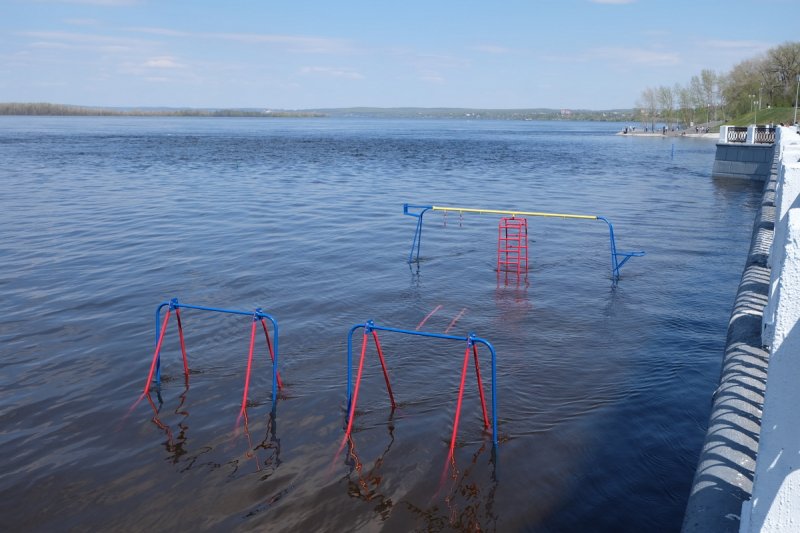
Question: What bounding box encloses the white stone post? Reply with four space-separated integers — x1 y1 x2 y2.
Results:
747 125 757 144
719 125 730 143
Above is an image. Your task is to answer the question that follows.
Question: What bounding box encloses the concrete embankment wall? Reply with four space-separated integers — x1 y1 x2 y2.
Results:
712 143 775 181
682 127 800 532
681 141 776 533
739 128 800 532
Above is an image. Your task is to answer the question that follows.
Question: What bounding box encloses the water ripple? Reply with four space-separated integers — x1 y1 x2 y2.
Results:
0 117 758 531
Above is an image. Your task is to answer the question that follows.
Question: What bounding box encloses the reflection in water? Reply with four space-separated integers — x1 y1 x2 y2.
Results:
145 381 190 465
343 417 397 521
496 269 530 290
412 443 499 531
144 388 213 473
494 279 533 326
340 409 499 530
409 262 421 288
238 406 281 479
143 387 280 478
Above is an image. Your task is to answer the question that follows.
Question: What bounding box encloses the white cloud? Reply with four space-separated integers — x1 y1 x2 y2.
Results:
217 33 351 54
703 39 771 52
641 29 671 38
19 30 150 48
470 44 513 55
33 80 68 87
125 27 190 37
36 0 139 5
594 47 680 66
299 66 363 80
126 27 353 54
30 41 72 50
547 46 680 67
64 18 101 26
142 56 184 69
419 72 445 84
403 52 470 70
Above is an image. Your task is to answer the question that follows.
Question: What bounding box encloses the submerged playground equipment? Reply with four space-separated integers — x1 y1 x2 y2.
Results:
142 298 283 414
141 303 502 457
344 320 499 455
403 204 644 285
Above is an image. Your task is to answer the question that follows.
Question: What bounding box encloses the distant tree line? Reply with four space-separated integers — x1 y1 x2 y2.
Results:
0 102 324 118
303 107 636 121
636 41 800 129
0 102 639 122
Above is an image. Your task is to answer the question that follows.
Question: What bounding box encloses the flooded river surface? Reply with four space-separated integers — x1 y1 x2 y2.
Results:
0 117 762 531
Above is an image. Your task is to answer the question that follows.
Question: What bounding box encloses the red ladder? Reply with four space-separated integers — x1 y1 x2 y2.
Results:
497 217 529 275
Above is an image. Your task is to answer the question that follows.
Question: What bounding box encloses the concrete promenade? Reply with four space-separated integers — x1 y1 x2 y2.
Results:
615 129 718 139
682 127 800 532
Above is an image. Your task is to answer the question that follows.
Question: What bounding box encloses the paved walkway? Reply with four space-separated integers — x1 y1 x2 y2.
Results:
616 128 718 139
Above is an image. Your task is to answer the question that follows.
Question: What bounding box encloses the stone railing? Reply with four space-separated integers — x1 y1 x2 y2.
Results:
754 126 776 144
719 125 777 145
726 126 748 143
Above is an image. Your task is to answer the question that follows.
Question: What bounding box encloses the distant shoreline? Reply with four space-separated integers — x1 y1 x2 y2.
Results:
0 102 636 121
0 103 323 118
616 130 718 139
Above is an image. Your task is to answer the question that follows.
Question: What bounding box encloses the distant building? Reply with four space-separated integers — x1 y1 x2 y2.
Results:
560 109 572 117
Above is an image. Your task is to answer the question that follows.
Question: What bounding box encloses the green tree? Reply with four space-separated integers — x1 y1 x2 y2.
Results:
634 41 800 124
677 83 693 127
766 42 800 106
657 85 675 129
636 87 657 131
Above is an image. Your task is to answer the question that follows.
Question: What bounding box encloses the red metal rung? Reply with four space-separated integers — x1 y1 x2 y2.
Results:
497 217 529 275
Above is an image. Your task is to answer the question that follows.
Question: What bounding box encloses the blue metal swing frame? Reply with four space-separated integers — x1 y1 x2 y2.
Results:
403 203 644 286
154 297 281 404
346 320 499 449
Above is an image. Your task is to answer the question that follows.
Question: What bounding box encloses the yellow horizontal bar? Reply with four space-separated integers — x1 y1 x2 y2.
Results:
431 206 598 221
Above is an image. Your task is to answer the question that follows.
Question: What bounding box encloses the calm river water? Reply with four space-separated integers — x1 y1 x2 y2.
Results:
0 117 762 531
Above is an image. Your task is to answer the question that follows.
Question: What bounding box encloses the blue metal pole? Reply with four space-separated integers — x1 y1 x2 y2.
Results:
597 217 620 285
153 300 175 385
411 216 423 263
368 322 469 342
597 216 645 285
256 308 280 405
171 301 268 318
403 204 432 263
472 335 498 449
271 317 278 404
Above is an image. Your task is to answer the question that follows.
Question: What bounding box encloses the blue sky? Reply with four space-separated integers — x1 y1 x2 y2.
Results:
2 0 797 109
